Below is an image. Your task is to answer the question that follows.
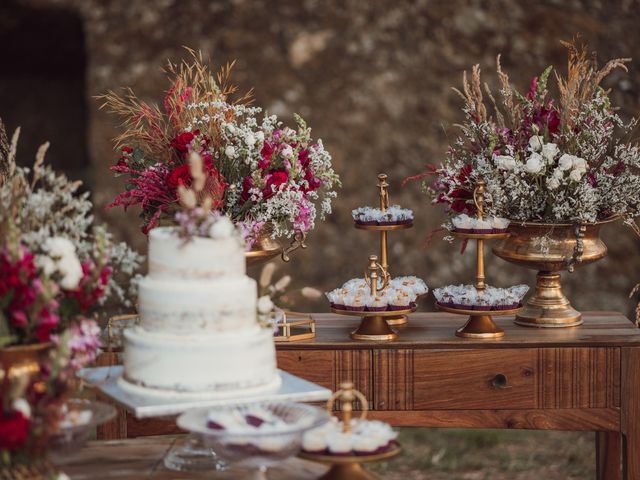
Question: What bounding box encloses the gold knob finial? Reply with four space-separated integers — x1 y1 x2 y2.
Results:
377 173 389 211
326 381 369 433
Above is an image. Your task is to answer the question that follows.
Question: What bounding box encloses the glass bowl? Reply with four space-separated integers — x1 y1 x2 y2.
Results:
177 401 330 479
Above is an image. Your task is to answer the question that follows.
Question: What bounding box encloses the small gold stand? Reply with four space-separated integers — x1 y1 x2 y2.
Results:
300 382 401 480
332 255 415 341
274 311 316 342
355 174 413 326
436 181 521 339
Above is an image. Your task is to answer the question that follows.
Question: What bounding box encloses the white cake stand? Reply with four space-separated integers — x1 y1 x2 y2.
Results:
78 366 332 472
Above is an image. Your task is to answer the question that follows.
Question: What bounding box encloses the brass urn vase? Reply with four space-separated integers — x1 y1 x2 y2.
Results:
0 342 52 385
492 217 617 327
245 223 307 267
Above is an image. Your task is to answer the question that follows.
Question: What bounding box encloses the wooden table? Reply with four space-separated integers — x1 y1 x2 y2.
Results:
56 437 325 479
96 312 640 480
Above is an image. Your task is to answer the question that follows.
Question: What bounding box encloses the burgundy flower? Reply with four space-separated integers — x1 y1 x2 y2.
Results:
259 142 274 170
241 176 254 202
302 169 321 192
170 130 199 158
526 76 539 100
166 164 191 191
264 170 289 199
0 410 30 452
34 308 59 342
298 148 310 168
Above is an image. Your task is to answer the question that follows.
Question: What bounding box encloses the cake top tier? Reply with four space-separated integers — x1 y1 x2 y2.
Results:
148 226 245 280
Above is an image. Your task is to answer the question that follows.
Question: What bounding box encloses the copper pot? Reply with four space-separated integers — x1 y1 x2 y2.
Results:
492 217 617 327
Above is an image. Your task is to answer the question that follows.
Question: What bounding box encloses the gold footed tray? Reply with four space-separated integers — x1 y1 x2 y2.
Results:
300 446 401 480
436 303 523 339
331 307 416 341
354 222 413 231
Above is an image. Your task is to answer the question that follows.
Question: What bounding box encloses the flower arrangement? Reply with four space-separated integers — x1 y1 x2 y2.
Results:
99 49 340 246
414 40 640 228
0 121 139 468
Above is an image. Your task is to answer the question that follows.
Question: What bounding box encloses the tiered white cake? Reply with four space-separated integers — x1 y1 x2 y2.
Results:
119 224 281 399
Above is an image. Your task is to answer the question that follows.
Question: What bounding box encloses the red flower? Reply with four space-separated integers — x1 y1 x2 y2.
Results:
167 164 191 191
121 146 133 154
170 130 198 158
302 169 321 192
259 142 274 170
0 410 30 452
33 308 59 343
241 176 254 202
298 148 310 168
526 76 539 100
264 170 289 199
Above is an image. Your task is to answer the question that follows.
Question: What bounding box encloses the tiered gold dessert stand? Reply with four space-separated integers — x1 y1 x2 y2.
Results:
300 381 401 480
435 181 522 339
332 255 416 341
354 173 413 326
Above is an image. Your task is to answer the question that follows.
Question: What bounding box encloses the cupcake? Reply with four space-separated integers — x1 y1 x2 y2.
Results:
490 216 510 233
326 433 353 457
352 435 379 456
389 294 410 311
302 430 328 455
366 296 388 312
452 214 473 233
473 219 493 233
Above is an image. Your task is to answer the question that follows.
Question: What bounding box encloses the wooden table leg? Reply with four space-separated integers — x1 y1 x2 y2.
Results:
95 351 128 440
622 347 640 480
596 432 621 480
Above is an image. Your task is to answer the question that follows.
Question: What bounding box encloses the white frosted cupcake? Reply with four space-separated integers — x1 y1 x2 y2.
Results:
452 214 473 233
302 430 328 454
326 433 353 456
367 295 388 312
473 219 493 233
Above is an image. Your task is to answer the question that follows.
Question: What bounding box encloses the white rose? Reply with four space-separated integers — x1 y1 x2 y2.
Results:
257 295 274 314
255 131 265 143
494 154 516 171
552 168 564 180
208 216 235 239
225 146 236 158
12 399 31 418
529 135 544 152
546 176 560 190
37 255 57 276
281 145 294 159
58 254 83 290
573 157 588 172
569 169 585 182
558 154 575 171
524 153 544 174
245 134 256 146
541 143 559 163
44 237 76 258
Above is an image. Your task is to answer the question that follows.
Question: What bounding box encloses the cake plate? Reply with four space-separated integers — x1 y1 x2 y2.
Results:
78 366 332 472
331 306 416 341
354 173 414 326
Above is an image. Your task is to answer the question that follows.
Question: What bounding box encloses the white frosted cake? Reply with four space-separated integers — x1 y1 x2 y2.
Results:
119 222 281 399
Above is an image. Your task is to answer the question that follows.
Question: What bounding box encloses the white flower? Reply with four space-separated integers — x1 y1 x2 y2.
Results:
255 131 265 143
257 295 274 314
541 143 559 163
494 154 516 171
12 399 31 418
281 145 294 159
558 154 575 171
226 124 236 134
37 255 57 276
529 135 544 152
552 168 564 180
58 254 83 290
546 176 561 190
569 169 585 182
573 157 588 172
44 237 76 258
245 134 256 146
524 153 544 174
208 216 236 239
225 146 236 158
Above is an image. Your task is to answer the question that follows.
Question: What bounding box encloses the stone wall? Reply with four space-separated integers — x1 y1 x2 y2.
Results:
2 0 640 316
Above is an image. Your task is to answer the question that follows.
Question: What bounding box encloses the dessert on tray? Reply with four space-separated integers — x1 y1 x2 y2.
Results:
433 284 529 311
119 215 281 399
352 205 414 226
451 214 510 234
302 417 398 457
326 276 428 313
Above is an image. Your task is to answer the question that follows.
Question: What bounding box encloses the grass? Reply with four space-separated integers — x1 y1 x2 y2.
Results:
368 428 594 479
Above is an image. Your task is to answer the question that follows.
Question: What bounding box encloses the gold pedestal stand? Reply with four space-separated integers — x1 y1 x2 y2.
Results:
333 255 415 341
300 382 401 480
355 174 413 326
437 181 521 339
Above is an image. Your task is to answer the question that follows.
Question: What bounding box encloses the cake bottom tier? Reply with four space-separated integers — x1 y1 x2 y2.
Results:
121 326 280 399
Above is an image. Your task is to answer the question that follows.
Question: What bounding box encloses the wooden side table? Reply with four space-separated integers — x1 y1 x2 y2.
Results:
95 312 640 480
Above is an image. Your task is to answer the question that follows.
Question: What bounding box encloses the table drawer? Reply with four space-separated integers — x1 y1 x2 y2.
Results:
373 347 620 411
411 349 536 410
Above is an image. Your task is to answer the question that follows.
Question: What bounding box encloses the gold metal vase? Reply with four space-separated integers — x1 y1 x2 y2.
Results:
245 224 307 267
0 342 52 385
492 217 617 328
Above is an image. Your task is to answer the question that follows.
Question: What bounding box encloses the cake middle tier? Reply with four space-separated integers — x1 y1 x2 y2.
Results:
138 276 258 334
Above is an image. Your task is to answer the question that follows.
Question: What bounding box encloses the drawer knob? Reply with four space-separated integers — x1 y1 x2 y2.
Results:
491 373 511 389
